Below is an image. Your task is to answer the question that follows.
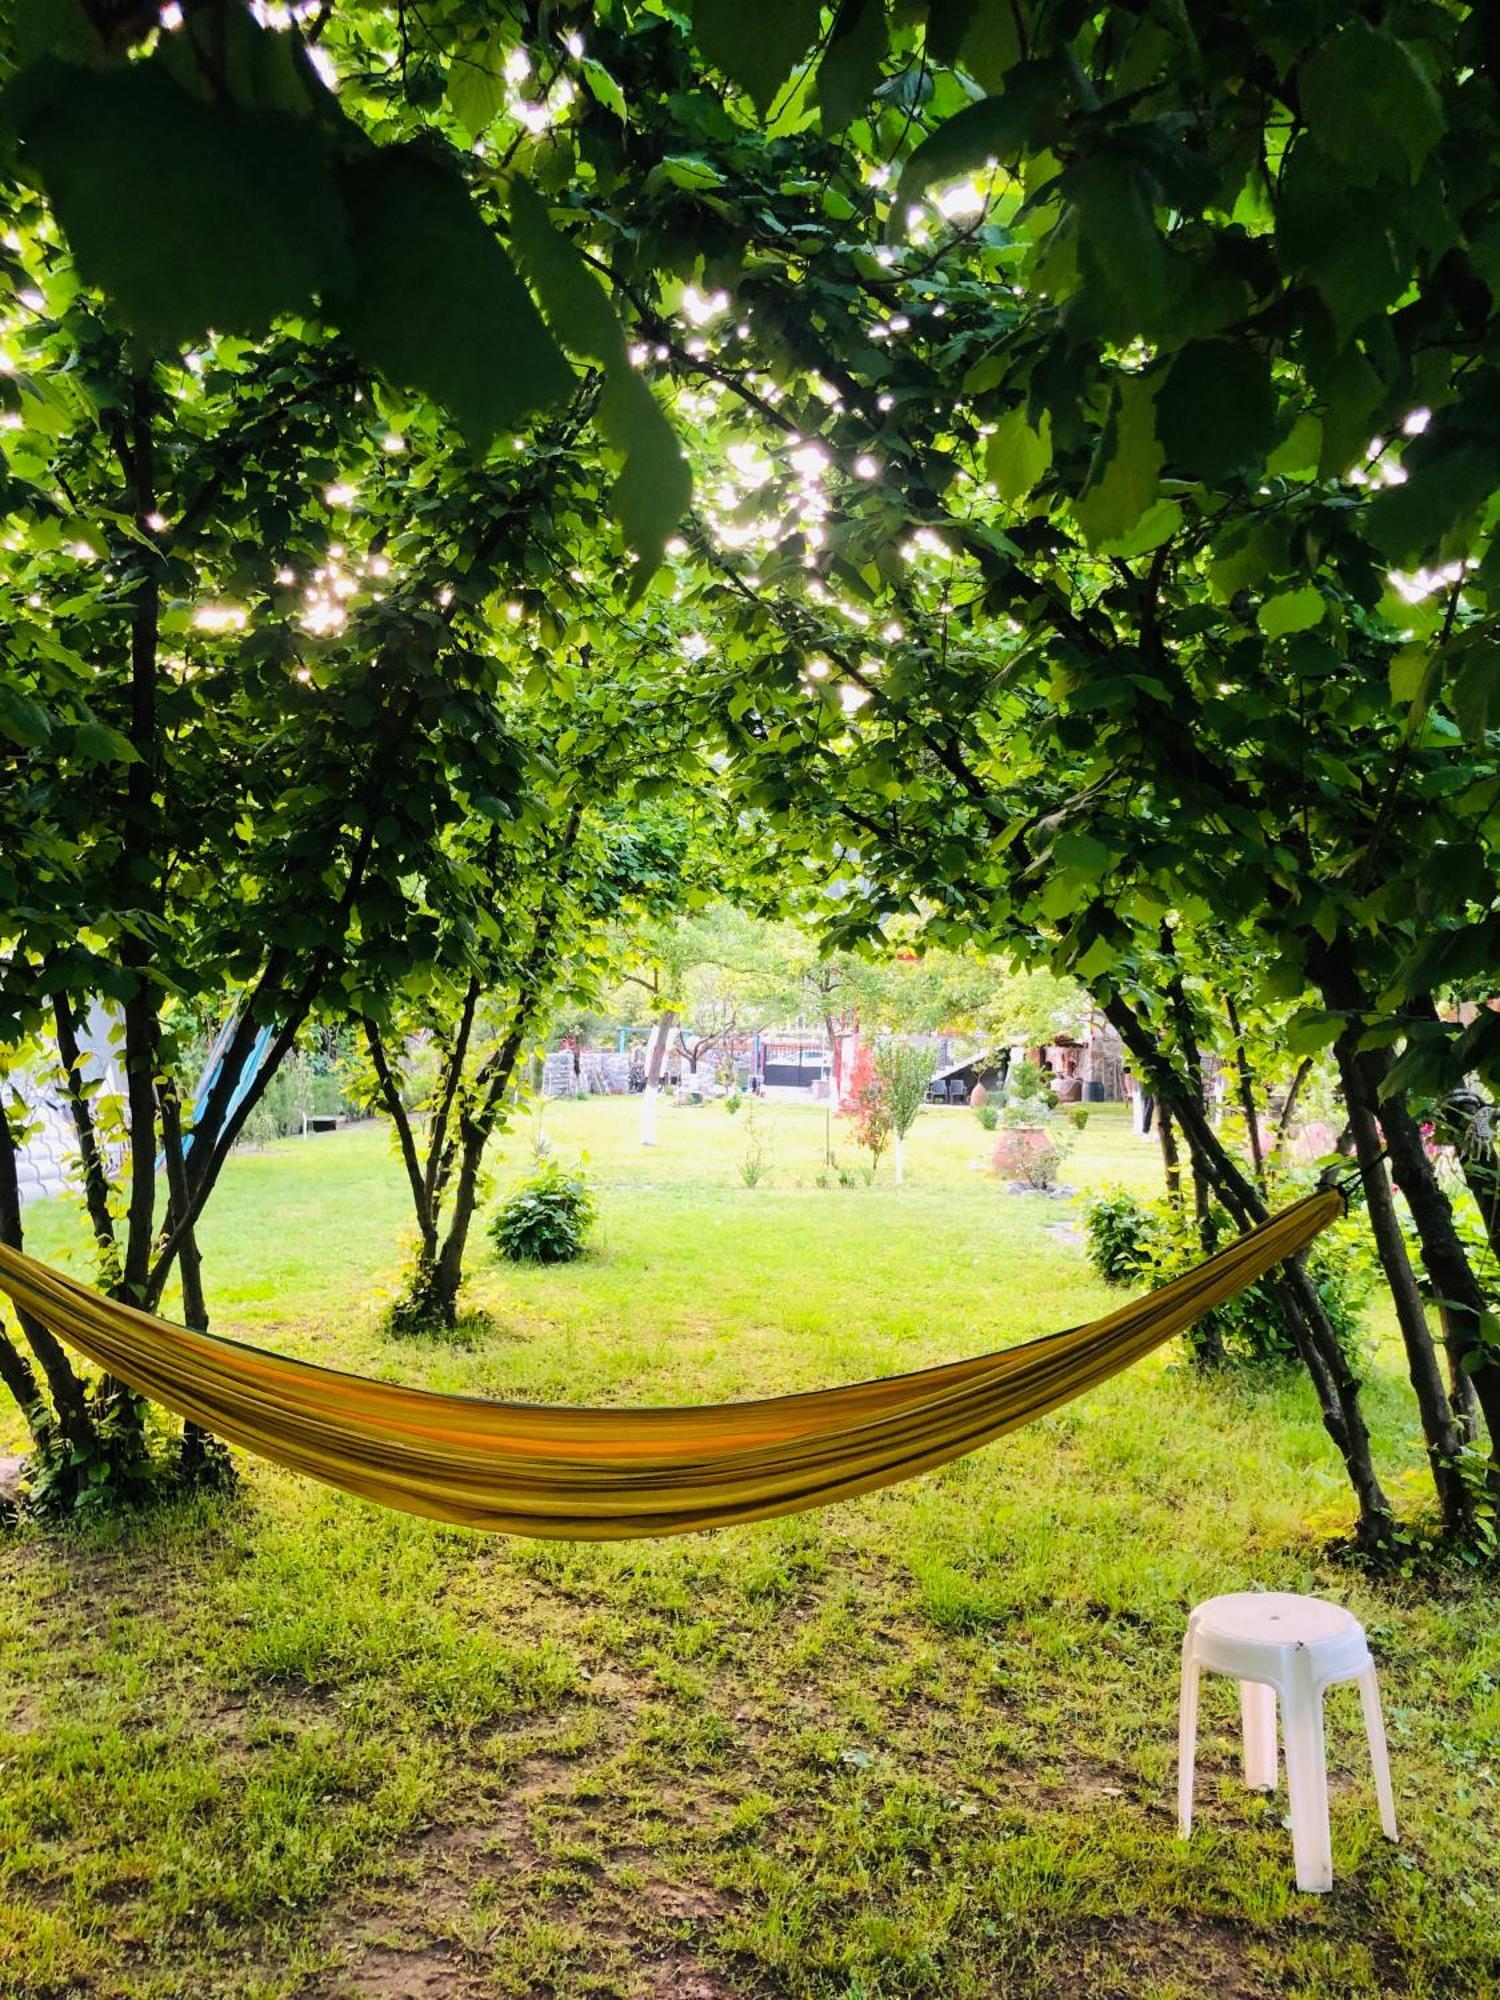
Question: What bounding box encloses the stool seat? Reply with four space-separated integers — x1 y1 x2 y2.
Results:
1177 1590 1397 1893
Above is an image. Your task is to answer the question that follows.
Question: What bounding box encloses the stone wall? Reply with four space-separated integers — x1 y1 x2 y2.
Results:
541 1049 637 1097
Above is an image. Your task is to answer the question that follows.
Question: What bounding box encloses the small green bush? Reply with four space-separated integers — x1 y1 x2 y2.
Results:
1082 1185 1157 1285
1082 1181 1372 1369
489 1162 595 1264
975 1103 999 1132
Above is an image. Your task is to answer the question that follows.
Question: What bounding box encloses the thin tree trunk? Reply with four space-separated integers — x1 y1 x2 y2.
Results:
1225 994 1267 1190
426 1014 538 1324
159 1079 233 1488
364 1020 437 1261
52 997 119 1268
0 1104 99 1457
1176 1120 1227 1366
1158 1103 1183 1208
0 1323 46 1446
118 374 161 1314
641 1009 677 1147
423 977 479 1212
1106 995 1396 1547
1362 1057 1500 1470
1313 955 1500 1485
1270 1057 1315 1161
1337 1037 1473 1532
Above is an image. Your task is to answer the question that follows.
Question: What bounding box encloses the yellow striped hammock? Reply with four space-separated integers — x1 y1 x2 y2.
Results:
0 1190 1342 1540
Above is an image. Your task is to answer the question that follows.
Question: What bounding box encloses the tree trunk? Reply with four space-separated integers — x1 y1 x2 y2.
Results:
894 1132 905 1186
52 997 119 1270
1158 1103 1183 1209
1105 995 1396 1549
159 1079 235 1490
1336 1037 1473 1532
1270 1057 1314 1161
427 1123 485 1327
0 1100 99 1454
641 1009 677 1147
1358 1053 1500 1472
1224 994 1267 1190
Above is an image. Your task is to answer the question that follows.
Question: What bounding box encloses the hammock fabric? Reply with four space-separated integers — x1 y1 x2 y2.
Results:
0 1190 1342 1541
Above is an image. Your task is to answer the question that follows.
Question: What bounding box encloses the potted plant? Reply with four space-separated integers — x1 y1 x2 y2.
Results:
991 1059 1066 1190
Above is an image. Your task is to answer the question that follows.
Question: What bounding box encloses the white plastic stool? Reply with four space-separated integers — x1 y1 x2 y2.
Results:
1177 1592 1397 1893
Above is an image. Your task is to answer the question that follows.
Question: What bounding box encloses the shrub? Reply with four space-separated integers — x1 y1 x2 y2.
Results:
1001 1058 1056 1124
842 1045 892 1169
1083 1185 1158 1284
1068 1106 1090 1131
975 1103 999 1132
1082 1182 1373 1369
489 1162 595 1264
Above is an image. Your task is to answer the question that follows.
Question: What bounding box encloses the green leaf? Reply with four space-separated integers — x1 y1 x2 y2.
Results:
1285 1006 1345 1057
891 63 1062 237
1074 935 1118 980
1315 346 1384 480
1266 411 1321 478
819 0 887 135
599 367 692 590
579 56 626 122
1365 445 1498 567
1070 156 1167 338
1277 143 1406 344
11 0 98 65
1449 644 1500 743
0 682 50 747
72 718 138 764
447 43 509 139
1073 373 1160 547
1156 340 1274 484
924 0 977 68
509 181 624 363
1257 586 1325 638
984 406 1051 504
1053 830 1114 878
1299 22 1443 185
1097 498 1182 558
1387 643 1428 706
954 2 1019 90
331 149 572 449
8 52 349 348
693 0 822 115
511 182 689 575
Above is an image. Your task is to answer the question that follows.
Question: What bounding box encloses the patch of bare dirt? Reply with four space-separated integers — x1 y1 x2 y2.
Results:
1037 1914 1270 2000
1 1689 43 1734
315 1940 489 2000
638 1955 746 1998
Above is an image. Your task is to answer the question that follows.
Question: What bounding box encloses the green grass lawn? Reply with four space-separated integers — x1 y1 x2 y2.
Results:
1 1098 1496 1999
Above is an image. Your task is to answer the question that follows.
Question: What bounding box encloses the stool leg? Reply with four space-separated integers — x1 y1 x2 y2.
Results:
1177 1636 1200 1838
1282 1661 1333 1893
1357 1665 1398 1842
1240 1680 1278 1791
